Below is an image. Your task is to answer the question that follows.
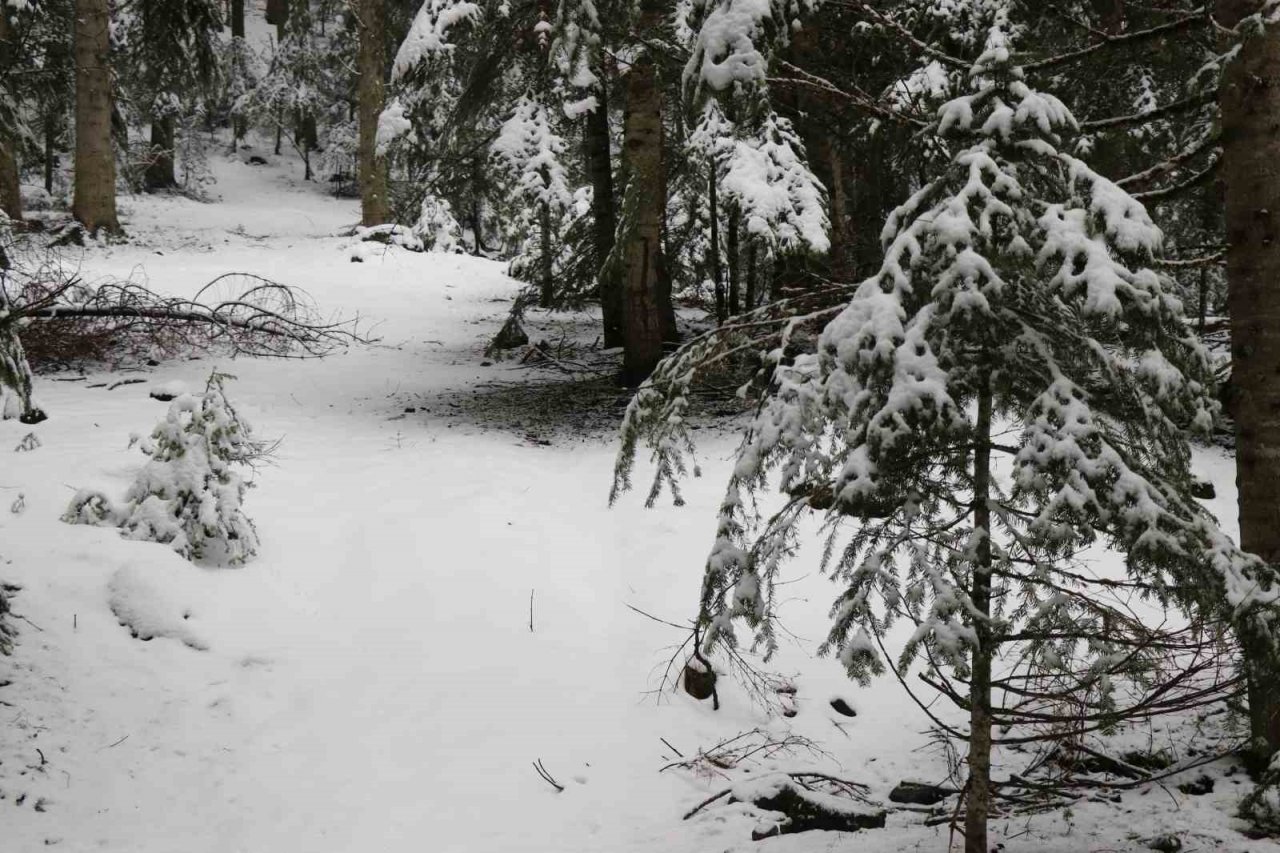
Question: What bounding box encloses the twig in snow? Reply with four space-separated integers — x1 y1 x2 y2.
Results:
660 737 684 758
14 613 43 632
36 747 46 765
532 759 564 792
529 589 534 633
103 735 129 750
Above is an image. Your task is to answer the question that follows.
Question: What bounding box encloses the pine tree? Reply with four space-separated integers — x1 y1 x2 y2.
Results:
617 29 1280 851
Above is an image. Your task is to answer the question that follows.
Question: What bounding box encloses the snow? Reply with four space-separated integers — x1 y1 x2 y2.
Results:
392 0 483 81
0 146 1274 853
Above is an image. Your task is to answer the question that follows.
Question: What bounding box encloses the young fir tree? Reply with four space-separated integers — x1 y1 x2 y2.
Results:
64 372 261 566
616 29 1280 852
492 91 573 307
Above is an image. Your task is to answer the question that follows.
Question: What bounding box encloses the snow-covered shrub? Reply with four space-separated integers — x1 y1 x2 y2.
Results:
64 371 262 565
413 195 464 253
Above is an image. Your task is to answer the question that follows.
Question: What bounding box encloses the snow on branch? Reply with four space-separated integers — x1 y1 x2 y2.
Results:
392 0 482 82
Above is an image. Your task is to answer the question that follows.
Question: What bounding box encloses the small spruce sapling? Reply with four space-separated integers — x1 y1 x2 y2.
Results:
65 371 262 565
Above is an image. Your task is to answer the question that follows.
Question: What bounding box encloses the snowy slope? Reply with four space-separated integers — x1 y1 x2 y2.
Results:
0 153 1273 853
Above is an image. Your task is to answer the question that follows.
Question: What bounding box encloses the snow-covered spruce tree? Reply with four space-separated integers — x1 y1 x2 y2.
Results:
64 371 261 565
615 30 1280 851
492 91 573 307
680 0 828 317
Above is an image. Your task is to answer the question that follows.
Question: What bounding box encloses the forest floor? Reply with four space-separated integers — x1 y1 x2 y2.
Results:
0 151 1274 853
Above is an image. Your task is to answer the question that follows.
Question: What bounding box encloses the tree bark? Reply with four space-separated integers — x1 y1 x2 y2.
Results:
0 10 21 220
266 0 288 40
727 209 740 316
43 115 56 195
230 0 246 148
539 200 554 308
709 163 724 322
72 0 121 235
965 379 995 853
356 0 390 225
585 81 622 347
144 116 177 192
618 11 668 385
1219 0 1280 774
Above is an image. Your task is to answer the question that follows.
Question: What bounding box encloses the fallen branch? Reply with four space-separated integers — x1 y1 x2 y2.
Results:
532 758 564 792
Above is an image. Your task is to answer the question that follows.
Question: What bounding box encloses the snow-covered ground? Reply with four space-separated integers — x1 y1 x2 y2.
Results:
1 153 1273 853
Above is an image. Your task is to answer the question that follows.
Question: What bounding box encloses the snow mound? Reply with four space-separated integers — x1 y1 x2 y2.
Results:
106 563 210 651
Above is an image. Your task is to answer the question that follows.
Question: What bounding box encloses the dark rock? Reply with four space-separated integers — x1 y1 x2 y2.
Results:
830 698 857 717
1191 478 1216 500
404 407 417 414
18 408 47 425
682 660 717 701
1147 833 1182 852
888 781 955 806
747 785 887 839
247 156 268 165
1178 774 1214 796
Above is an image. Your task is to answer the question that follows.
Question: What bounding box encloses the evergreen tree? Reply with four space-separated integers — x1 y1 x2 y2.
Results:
492 91 573 307
616 29 1280 851
64 372 261 566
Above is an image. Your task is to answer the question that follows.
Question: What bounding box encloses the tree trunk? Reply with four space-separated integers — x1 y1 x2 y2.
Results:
965 379 995 853
230 0 246 149
744 240 757 311
727 209 740 316
356 0 390 225
266 0 288 40
539 200 554 308
618 15 668 385
43 115 55 195
0 143 19 221
709 163 724 322
585 81 622 347
1219 0 1280 774
825 140 848 277
0 11 21 220
72 0 121 235
144 116 177 192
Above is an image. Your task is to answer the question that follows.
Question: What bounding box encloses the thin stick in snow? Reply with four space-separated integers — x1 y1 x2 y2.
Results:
529 589 534 633
532 759 563 792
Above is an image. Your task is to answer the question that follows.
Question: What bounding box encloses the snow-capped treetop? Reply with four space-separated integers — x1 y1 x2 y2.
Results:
550 0 603 114
492 93 574 215
392 0 482 82
683 0 820 92
718 111 829 254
